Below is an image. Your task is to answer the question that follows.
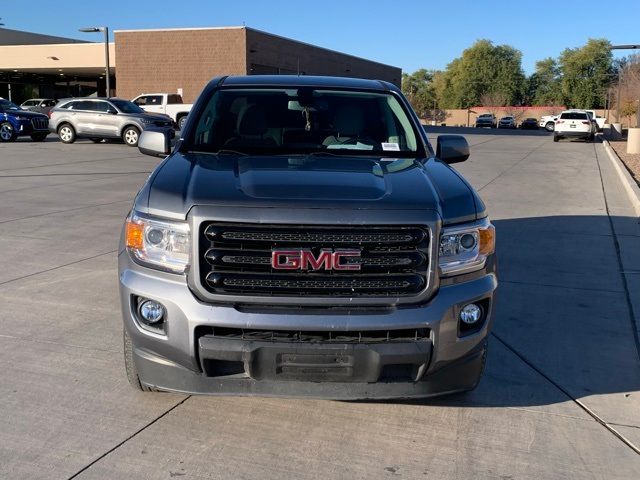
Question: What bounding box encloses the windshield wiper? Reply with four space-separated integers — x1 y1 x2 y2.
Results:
305 151 342 157
189 149 249 156
213 149 249 156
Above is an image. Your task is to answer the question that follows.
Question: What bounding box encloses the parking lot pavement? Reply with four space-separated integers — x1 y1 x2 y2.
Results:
1 132 639 479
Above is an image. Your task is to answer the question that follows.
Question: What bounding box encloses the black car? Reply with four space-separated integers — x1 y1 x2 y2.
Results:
520 118 538 130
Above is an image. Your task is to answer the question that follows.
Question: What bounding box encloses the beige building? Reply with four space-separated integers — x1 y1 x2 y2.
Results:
0 26 400 104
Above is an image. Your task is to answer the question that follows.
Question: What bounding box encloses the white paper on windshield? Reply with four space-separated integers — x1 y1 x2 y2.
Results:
381 142 400 151
326 142 374 150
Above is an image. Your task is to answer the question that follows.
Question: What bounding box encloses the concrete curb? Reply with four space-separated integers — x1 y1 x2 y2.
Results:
602 138 640 218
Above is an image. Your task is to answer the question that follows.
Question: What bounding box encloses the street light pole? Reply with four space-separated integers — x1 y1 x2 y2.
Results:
79 26 110 97
103 27 110 96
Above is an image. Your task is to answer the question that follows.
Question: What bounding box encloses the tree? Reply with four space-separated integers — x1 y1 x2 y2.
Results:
479 91 508 116
559 39 614 108
528 58 563 105
619 100 638 126
480 91 508 107
401 69 435 118
504 107 527 123
435 40 526 109
615 54 640 126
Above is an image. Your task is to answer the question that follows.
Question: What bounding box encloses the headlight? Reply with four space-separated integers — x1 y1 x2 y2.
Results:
125 212 190 273
439 219 495 276
140 118 155 125
15 116 28 121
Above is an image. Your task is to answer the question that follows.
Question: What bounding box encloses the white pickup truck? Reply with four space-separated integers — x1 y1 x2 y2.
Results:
539 114 560 132
131 93 193 130
584 110 606 131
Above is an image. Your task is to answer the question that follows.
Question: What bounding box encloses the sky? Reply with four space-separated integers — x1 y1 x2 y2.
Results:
2 0 639 74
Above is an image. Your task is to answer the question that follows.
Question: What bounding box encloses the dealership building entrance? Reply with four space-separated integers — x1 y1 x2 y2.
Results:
0 28 115 102
0 26 399 105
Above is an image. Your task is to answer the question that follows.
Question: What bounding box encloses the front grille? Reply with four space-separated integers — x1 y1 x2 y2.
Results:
30 117 48 130
198 326 430 343
199 223 430 298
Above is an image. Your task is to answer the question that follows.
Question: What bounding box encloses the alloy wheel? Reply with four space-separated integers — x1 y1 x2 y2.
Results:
125 129 138 145
60 127 73 142
0 124 13 140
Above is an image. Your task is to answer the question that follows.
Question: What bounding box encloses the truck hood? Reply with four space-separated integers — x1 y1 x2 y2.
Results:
140 153 479 223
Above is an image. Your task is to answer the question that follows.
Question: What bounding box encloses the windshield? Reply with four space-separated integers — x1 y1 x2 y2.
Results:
0 99 21 112
110 99 145 114
186 88 424 157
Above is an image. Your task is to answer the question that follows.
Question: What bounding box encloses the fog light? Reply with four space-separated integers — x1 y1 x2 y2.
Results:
460 303 482 325
139 300 165 324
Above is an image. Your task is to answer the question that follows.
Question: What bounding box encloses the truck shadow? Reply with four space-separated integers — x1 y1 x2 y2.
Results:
384 214 640 408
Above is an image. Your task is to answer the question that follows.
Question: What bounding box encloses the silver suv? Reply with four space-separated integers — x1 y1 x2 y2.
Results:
48 98 173 146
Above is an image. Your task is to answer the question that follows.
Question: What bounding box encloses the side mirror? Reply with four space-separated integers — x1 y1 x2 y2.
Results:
138 130 171 157
436 135 470 164
107 108 118 115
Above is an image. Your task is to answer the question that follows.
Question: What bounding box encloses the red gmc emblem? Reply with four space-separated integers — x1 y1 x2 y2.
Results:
271 249 361 271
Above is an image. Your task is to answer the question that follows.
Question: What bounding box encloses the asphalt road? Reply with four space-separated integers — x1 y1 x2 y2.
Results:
0 130 639 479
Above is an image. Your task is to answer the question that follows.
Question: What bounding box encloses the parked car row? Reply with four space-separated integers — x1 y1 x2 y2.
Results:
475 113 541 129
0 96 177 146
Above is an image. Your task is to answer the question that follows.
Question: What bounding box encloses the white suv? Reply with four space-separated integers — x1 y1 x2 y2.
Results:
553 110 595 142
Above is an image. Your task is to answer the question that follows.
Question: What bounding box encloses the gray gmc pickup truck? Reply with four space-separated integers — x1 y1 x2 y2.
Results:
119 75 497 399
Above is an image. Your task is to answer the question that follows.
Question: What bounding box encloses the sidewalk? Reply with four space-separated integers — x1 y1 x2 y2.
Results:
607 140 640 186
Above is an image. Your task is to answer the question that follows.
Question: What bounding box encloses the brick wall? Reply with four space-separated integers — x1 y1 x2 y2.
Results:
114 27 401 103
114 28 247 102
246 29 401 86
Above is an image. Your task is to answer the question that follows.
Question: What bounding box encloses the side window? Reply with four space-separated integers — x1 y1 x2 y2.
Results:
93 102 110 113
147 95 163 106
133 96 147 106
72 101 94 111
167 95 183 104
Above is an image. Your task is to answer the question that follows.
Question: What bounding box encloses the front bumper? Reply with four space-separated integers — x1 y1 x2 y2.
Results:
15 119 48 136
119 252 497 399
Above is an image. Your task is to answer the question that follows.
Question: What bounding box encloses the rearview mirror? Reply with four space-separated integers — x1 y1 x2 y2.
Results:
436 135 470 164
138 130 171 157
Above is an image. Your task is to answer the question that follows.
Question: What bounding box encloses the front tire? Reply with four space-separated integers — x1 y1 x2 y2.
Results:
122 126 140 147
0 122 16 142
30 132 48 142
545 122 555 132
177 115 188 131
58 124 76 144
123 329 156 392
